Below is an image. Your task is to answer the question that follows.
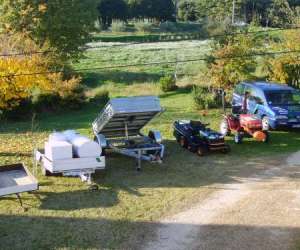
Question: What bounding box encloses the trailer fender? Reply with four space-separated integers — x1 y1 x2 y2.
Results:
149 130 162 143
94 134 108 149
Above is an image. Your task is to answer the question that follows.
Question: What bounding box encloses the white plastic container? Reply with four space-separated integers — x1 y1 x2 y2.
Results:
63 130 102 158
45 141 73 161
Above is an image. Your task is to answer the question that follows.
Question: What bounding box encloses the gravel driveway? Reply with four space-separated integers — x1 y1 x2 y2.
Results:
143 153 300 250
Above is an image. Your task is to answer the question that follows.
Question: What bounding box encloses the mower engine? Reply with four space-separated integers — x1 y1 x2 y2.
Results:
240 114 267 142
240 114 263 130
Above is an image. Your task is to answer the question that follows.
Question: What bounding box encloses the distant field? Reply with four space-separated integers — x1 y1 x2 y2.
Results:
74 40 212 95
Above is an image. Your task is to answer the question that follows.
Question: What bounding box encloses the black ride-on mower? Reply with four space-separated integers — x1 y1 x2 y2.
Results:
173 120 230 156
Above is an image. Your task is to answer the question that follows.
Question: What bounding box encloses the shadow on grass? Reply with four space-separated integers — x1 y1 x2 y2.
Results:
82 70 163 88
38 188 119 211
0 214 299 249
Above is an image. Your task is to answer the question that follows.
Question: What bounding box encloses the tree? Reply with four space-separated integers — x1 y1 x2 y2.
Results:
267 0 294 27
127 0 175 21
98 0 128 29
0 34 80 110
178 0 198 21
265 29 300 88
204 35 257 89
0 0 97 61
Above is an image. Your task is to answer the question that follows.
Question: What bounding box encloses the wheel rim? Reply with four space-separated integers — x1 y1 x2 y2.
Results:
262 117 269 131
197 148 203 156
220 121 228 135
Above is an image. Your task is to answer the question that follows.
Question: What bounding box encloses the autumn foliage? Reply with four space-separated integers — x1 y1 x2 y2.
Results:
265 29 300 88
205 35 257 89
0 34 81 111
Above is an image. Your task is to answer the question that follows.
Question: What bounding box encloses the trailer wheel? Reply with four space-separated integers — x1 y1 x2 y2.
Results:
179 137 187 148
41 166 51 176
196 146 207 157
234 133 243 144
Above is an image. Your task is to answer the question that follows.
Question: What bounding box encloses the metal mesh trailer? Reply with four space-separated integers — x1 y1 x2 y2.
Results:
92 96 165 170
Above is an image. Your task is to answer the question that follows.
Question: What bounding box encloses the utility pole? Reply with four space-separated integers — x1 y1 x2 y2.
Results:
232 0 236 25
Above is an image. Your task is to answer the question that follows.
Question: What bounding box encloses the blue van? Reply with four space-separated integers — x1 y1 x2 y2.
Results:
232 81 300 130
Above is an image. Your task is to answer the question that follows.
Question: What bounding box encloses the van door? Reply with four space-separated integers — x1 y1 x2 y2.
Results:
232 84 245 113
248 88 264 114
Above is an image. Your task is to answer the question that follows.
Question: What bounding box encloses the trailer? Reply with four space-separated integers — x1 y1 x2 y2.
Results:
0 163 38 209
34 131 105 188
92 96 165 170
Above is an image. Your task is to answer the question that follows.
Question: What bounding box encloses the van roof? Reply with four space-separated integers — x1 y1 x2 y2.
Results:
242 81 294 91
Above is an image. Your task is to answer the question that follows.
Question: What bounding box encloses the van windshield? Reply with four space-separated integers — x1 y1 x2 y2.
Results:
265 90 300 106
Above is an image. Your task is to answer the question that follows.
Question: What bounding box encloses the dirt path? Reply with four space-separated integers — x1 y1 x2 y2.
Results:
143 154 300 250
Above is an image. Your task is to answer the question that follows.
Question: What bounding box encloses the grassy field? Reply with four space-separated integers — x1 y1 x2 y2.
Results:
1 40 300 249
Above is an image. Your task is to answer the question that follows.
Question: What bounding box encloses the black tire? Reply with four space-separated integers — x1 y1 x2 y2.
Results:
220 119 231 136
88 184 99 191
196 146 207 157
222 145 231 154
263 131 269 143
179 136 187 148
234 133 243 144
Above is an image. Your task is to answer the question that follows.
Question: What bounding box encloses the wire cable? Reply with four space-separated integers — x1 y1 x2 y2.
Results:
1 49 299 78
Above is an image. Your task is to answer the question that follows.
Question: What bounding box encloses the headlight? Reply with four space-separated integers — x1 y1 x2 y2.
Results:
208 135 217 140
276 115 288 120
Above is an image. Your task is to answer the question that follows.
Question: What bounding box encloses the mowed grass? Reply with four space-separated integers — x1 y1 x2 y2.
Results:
1 40 300 249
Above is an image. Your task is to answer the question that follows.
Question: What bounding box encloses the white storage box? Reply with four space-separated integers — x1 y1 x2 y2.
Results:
63 130 102 158
45 141 73 161
42 155 105 173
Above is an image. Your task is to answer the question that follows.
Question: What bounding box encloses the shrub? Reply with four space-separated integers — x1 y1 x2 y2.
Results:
89 89 110 104
111 21 128 32
192 86 220 110
134 21 154 33
159 21 177 33
159 75 177 92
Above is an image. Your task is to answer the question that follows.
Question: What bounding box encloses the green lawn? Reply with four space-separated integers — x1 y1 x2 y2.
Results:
1 39 300 249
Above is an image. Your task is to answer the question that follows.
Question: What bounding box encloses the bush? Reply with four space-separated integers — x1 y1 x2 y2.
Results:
159 21 177 32
134 21 154 33
192 86 220 110
89 89 110 104
159 75 177 92
111 21 128 32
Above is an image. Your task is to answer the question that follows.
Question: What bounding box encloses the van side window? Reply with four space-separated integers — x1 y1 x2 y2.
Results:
248 88 264 104
234 84 245 95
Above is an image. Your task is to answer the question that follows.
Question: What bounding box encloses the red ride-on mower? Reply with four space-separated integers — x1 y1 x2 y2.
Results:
219 90 269 144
